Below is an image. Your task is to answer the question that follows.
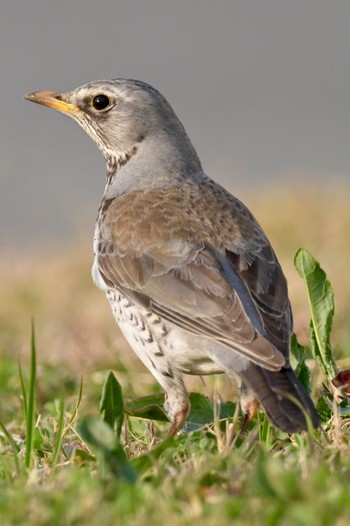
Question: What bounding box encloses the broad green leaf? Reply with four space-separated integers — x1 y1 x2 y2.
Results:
186 393 236 432
78 416 137 483
125 392 236 432
125 394 169 422
294 248 338 380
290 333 311 392
316 396 333 422
99 371 124 440
78 416 117 451
106 442 138 483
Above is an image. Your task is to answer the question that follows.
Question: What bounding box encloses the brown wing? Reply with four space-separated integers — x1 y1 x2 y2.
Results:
96 181 292 371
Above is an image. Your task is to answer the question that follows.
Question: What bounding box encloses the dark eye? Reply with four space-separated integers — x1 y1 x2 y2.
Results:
91 94 111 111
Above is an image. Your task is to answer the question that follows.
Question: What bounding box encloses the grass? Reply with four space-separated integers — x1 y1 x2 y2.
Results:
1 354 350 526
1 185 350 525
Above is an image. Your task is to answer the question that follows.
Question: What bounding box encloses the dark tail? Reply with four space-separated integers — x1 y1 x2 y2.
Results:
240 364 320 432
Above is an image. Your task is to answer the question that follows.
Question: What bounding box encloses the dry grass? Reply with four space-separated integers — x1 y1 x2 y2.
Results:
1 181 350 526
1 182 350 373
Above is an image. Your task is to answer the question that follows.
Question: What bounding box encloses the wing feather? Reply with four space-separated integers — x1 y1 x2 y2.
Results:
96 181 292 371
97 245 288 371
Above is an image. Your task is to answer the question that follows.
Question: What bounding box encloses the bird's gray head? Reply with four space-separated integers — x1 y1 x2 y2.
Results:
25 79 202 183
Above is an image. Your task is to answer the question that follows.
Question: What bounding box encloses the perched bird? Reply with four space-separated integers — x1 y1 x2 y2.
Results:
25 80 319 434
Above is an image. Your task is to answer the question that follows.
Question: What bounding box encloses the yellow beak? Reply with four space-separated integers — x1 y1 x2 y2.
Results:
24 91 80 115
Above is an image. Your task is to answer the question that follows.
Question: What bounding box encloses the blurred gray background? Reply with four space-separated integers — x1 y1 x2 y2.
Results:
1 0 349 248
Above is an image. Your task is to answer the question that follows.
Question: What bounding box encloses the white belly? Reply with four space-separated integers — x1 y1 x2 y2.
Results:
93 259 248 377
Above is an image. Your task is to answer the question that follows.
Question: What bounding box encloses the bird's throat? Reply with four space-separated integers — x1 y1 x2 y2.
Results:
105 144 140 185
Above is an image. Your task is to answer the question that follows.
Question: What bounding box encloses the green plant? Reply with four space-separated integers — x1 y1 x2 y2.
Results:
0 248 349 526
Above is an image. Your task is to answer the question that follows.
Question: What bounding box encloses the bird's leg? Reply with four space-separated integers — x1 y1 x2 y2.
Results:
163 380 190 437
166 405 190 438
239 383 260 433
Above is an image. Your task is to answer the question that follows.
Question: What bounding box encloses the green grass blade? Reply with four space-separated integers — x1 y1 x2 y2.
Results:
294 248 338 380
18 358 27 422
64 375 83 432
0 421 21 475
99 371 124 441
258 413 272 447
25 320 37 471
51 396 65 472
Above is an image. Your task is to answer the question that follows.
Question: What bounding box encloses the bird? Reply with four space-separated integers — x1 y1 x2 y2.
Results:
25 79 320 435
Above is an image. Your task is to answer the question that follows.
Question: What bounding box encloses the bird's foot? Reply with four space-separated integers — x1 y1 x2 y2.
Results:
240 396 260 434
164 389 190 437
